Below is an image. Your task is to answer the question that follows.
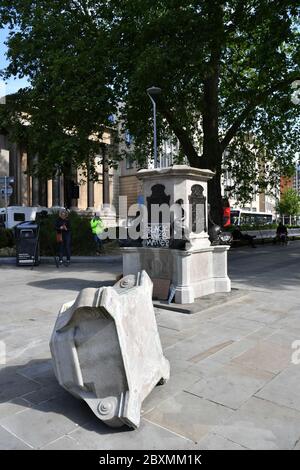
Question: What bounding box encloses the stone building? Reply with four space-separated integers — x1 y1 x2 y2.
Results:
0 128 119 224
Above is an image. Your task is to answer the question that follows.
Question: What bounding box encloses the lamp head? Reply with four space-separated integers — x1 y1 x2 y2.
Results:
147 86 162 97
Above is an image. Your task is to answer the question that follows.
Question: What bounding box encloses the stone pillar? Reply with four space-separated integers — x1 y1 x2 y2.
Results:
52 173 60 207
70 167 79 210
39 179 48 207
87 177 94 210
102 150 110 205
9 143 21 205
31 155 39 206
20 149 29 206
31 175 39 206
100 147 117 226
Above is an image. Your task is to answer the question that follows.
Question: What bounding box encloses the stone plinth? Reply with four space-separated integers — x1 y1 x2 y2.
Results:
122 165 231 304
122 246 230 304
138 165 214 250
50 271 170 429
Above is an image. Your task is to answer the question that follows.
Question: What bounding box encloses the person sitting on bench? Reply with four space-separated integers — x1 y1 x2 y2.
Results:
232 225 256 248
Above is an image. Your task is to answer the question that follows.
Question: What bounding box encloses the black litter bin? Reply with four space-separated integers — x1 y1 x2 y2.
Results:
15 221 40 266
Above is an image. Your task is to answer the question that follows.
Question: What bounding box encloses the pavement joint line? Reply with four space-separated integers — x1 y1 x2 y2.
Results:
0 423 35 449
206 317 267 331
163 336 199 351
182 390 237 412
156 324 181 333
16 370 46 385
142 416 197 444
141 389 195 418
235 316 279 327
212 432 250 450
251 394 300 415
40 434 78 450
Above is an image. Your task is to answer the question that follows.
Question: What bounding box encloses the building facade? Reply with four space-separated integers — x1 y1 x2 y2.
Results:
0 129 119 225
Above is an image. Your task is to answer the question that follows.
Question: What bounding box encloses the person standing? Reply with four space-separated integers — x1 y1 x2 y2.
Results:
55 209 71 265
90 213 105 253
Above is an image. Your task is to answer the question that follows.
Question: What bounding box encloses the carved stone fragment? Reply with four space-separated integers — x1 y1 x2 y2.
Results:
50 271 170 429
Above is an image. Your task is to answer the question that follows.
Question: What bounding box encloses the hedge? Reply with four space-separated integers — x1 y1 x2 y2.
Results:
38 211 96 256
0 228 15 249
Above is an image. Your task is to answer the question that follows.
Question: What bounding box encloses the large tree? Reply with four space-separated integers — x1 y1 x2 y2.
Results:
0 0 117 180
0 0 299 224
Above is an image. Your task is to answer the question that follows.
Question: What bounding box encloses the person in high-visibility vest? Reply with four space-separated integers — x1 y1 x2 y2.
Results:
90 213 105 253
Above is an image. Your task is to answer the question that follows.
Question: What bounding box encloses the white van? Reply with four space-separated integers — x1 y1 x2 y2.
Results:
0 206 48 229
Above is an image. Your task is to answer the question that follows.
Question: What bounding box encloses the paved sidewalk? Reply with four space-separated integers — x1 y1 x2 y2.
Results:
1 243 300 449
0 255 122 265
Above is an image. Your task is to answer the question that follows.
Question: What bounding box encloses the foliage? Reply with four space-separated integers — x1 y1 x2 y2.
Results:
276 187 300 216
0 227 14 248
38 211 96 256
0 1 299 221
0 0 118 180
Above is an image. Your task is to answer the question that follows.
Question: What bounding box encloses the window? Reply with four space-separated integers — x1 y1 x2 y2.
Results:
230 210 240 225
14 213 25 222
126 156 134 170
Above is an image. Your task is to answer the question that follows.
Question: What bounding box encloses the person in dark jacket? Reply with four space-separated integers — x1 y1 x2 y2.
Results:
274 222 288 245
55 209 71 265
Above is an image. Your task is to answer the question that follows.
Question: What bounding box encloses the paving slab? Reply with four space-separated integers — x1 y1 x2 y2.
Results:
0 425 32 450
196 432 247 450
216 396 300 450
231 340 292 374
0 398 32 422
42 435 89 450
0 367 41 403
255 365 300 412
185 363 274 410
0 394 92 448
68 416 197 450
144 391 233 443
198 338 255 365
141 368 201 414
1 247 300 449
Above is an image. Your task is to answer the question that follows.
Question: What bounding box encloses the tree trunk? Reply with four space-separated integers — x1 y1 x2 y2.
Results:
155 29 223 224
201 50 223 226
208 168 223 227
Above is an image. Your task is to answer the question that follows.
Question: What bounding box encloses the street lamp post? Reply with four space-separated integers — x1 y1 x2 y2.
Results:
147 86 162 168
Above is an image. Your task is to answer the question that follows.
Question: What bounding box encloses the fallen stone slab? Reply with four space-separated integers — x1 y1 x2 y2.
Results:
50 270 170 429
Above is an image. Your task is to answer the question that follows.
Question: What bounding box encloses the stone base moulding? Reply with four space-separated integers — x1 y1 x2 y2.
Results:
122 246 231 304
50 270 170 429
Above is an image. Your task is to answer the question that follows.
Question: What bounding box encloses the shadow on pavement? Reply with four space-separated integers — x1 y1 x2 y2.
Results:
0 359 130 438
27 279 115 291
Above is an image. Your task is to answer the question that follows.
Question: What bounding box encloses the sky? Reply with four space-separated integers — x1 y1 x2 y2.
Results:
0 26 29 97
